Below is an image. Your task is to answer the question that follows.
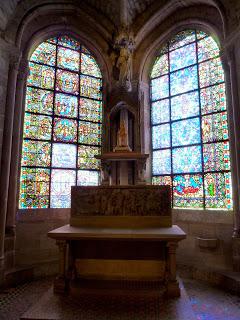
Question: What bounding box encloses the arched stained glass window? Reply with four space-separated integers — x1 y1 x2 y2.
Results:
150 30 232 210
19 35 103 209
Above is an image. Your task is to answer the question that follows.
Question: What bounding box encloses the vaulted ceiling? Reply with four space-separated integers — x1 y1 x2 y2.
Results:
0 0 240 35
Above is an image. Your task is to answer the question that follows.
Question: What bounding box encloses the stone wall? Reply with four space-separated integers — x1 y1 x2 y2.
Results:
13 208 234 278
174 210 234 271
15 209 70 277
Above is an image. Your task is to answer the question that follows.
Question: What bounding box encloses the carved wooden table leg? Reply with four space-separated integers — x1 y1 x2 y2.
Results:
166 241 180 297
54 240 68 294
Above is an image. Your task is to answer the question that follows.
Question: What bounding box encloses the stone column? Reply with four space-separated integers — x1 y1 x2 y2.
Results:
0 52 21 281
166 241 180 297
139 81 151 182
54 240 68 293
222 46 240 238
6 60 29 233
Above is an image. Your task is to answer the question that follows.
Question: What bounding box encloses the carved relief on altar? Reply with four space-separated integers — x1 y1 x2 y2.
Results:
71 186 171 217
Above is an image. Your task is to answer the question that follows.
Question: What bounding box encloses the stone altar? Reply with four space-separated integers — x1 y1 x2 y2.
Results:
48 185 186 298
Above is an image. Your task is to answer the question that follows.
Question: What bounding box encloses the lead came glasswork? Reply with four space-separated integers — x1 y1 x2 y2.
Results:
172 118 201 147
55 93 78 118
56 69 79 94
151 99 170 125
19 168 50 209
200 83 226 115
50 169 76 208
30 42 56 66
152 149 171 175
172 146 202 173
171 91 199 120
52 144 77 168
173 174 203 208
202 112 228 142
151 29 232 210
81 54 102 78
152 124 170 149
21 141 51 167
25 88 53 115
19 35 103 209
28 62 55 89
79 98 102 123
151 75 169 101
170 43 196 72
197 37 219 62
80 75 102 100
57 47 80 71
23 114 52 140
170 65 198 95
199 58 224 88
151 54 168 78
77 170 99 186
204 172 232 209
78 145 100 170
53 118 77 142
78 121 101 145
203 142 230 172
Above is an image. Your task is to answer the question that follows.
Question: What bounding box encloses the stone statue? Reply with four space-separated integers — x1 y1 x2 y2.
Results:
117 119 128 147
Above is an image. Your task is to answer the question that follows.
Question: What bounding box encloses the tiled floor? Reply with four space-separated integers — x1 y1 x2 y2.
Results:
0 277 240 320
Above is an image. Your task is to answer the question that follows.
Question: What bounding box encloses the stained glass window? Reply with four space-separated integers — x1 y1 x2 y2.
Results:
151 29 232 210
19 35 102 209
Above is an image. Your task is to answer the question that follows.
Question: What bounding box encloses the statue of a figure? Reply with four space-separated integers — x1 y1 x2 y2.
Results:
110 27 135 92
116 47 132 92
114 118 131 152
117 119 128 147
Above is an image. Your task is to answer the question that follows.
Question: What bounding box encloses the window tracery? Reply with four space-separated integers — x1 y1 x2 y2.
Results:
150 30 232 209
19 35 102 209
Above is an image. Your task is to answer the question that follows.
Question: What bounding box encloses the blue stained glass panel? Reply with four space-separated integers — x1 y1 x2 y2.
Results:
50 169 76 208
170 43 196 71
172 146 202 173
77 170 99 186
151 75 169 101
170 65 198 95
55 93 78 118
52 143 77 168
152 149 171 175
173 174 203 208
172 118 201 147
151 99 169 125
152 124 170 149
171 91 199 120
